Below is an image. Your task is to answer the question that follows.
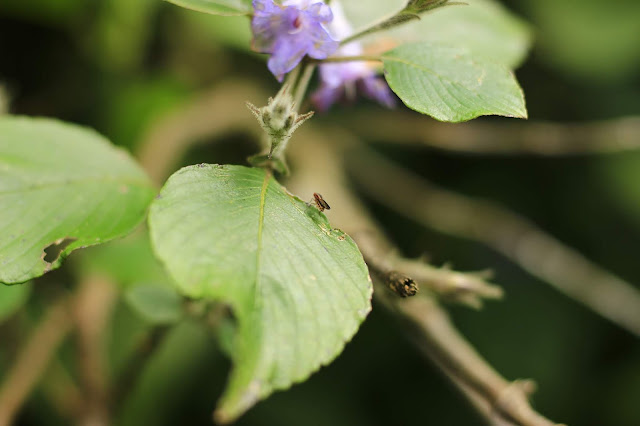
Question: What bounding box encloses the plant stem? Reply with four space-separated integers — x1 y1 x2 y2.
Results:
347 111 640 155
350 147 640 337
285 126 561 426
0 297 73 426
339 0 461 46
283 64 301 89
73 276 117 426
293 63 316 110
313 55 382 64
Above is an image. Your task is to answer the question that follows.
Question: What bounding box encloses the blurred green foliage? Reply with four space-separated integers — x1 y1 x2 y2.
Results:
1 0 640 425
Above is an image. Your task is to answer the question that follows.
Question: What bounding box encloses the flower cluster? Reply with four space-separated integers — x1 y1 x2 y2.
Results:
251 0 338 81
250 0 395 111
310 1 395 111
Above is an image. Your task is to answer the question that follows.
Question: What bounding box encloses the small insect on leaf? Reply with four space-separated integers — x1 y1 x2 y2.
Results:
313 193 331 212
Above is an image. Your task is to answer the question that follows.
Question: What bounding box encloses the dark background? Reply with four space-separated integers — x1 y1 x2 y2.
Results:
1 0 639 425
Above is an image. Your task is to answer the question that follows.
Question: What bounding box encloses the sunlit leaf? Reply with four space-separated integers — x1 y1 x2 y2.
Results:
0 116 155 284
148 164 372 422
382 43 527 122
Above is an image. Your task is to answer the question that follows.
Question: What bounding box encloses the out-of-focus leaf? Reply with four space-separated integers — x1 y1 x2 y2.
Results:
91 0 159 71
148 164 372 422
341 0 403 33
522 0 640 83
0 0 85 26
165 0 252 16
105 79 190 150
0 116 155 284
178 10 253 52
343 0 532 68
599 153 640 224
118 321 218 426
0 282 31 323
382 43 527 122
77 232 169 290
125 284 183 325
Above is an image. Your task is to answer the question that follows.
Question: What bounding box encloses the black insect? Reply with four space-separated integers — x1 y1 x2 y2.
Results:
313 192 331 212
387 271 418 297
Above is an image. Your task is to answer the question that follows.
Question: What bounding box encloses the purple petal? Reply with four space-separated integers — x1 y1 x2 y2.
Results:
358 76 396 109
251 0 337 81
251 0 286 52
268 36 312 81
304 19 339 58
307 3 333 23
253 0 279 14
311 85 344 112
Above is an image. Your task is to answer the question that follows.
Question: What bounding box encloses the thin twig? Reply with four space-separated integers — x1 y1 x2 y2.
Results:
40 358 84 421
375 288 559 426
339 0 458 46
133 81 559 424
348 146 640 337
348 111 640 156
0 84 9 115
73 276 118 426
293 63 316 111
111 326 170 410
311 55 382 64
346 111 640 155
0 296 73 426
286 126 561 425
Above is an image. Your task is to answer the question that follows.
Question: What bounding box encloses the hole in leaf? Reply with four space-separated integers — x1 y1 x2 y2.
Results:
43 237 77 263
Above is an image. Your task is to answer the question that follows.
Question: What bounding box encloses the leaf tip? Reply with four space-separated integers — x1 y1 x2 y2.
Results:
214 380 263 424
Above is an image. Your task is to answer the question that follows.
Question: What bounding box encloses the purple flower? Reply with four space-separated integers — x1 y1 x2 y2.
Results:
310 2 396 111
251 0 339 81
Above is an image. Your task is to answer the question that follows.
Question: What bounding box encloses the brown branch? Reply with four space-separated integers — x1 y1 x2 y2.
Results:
0 85 9 115
348 146 640 337
347 111 640 155
375 286 559 426
110 325 170 410
357 228 502 307
131 78 559 424
72 276 118 426
286 126 561 425
0 296 73 426
40 358 84 421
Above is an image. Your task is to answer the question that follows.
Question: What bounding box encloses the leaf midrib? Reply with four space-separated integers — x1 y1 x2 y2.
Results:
254 171 271 308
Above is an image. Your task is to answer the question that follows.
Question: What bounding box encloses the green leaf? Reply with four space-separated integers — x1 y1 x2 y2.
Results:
382 42 527 122
165 0 252 16
0 282 31 323
0 116 156 284
148 164 371 422
125 284 183 324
